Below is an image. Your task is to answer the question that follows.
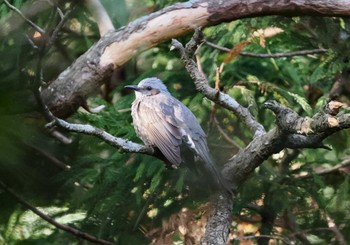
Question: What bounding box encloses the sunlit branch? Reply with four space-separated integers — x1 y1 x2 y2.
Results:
0 180 116 245
85 0 115 36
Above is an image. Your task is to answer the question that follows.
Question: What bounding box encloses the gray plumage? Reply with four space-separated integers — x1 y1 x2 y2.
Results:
125 77 230 192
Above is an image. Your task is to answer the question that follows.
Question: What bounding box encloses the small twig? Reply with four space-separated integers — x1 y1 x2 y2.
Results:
49 129 73 144
240 49 327 58
47 7 73 49
25 34 39 49
215 66 220 90
0 180 115 245
213 116 241 149
195 43 205 75
204 40 328 58
26 143 70 170
297 158 350 178
34 5 74 87
3 0 45 34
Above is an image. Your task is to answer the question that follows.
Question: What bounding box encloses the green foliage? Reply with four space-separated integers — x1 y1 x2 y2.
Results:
1 1 350 244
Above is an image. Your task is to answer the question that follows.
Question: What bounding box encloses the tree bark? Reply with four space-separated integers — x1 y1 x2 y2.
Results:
42 0 350 117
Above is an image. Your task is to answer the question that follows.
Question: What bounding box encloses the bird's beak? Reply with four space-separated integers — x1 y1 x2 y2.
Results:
124 85 140 91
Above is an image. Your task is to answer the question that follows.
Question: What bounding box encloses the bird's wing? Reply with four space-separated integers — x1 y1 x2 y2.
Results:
135 96 183 167
168 98 208 153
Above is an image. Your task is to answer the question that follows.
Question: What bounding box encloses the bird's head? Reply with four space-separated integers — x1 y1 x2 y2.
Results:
125 77 169 98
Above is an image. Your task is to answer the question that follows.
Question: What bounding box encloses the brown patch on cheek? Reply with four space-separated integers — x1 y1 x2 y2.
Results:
151 89 160 95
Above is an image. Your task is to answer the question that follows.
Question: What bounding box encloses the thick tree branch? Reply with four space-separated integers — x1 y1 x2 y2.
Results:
265 100 350 136
41 0 350 117
0 180 115 245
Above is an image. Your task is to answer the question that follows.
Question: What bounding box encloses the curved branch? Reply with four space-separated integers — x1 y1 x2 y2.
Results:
0 180 115 245
171 34 266 137
42 0 350 117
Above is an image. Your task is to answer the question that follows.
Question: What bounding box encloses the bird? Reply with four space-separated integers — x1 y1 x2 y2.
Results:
125 77 231 193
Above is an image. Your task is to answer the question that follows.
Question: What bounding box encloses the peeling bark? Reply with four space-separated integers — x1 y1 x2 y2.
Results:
42 0 350 117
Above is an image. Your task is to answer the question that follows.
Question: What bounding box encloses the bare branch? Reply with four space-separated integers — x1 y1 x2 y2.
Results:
0 180 115 245
3 0 45 34
297 157 350 178
85 0 115 36
204 40 328 58
46 118 152 154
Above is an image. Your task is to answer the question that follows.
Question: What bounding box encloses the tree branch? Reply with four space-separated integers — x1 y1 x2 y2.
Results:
297 157 350 178
264 100 350 137
171 32 266 138
41 0 350 117
0 180 115 245
3 0 45 34
46 118 152 154
204 40 328 58
85 0 115 36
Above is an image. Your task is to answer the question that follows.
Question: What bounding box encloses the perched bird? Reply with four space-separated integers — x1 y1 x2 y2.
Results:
125 77 231 192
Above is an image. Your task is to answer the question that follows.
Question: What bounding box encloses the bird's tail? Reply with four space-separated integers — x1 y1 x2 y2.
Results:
195 142 232 194
203 155 233 194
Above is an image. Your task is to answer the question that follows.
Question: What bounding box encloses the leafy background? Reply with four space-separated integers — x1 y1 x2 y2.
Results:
0 0 349 244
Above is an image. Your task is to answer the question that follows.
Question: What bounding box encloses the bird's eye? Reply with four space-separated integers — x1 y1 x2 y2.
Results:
146 86 152 91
